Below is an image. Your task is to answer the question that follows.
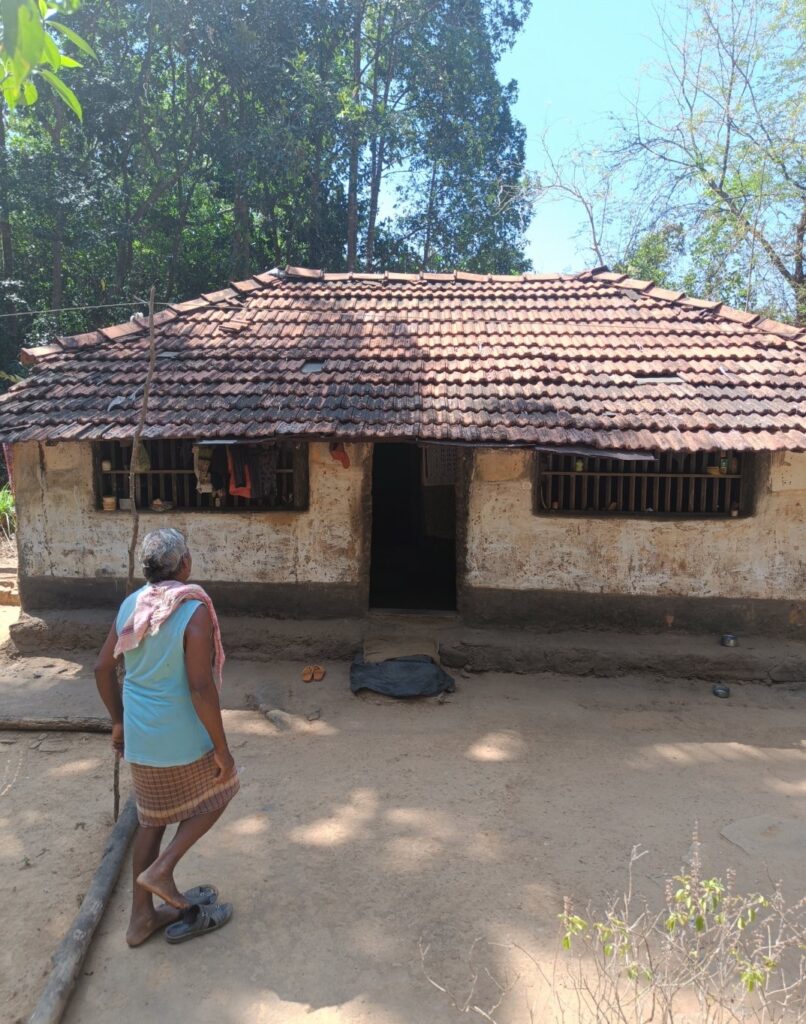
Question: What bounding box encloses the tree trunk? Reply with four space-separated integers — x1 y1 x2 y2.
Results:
50 102 64 312
345 2 363 271
421 159 439 270
365 6 399 269
231 188 250 279
794 200 806 328
0 109 13 280
165 179 195 299
365 136 383 270
307 137 323 266
115 166 133 297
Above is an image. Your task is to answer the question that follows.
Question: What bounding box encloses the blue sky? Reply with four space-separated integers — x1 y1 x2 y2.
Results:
498 1 665 272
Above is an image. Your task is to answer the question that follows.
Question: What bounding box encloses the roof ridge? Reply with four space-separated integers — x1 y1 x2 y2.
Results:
587 266 804 345
18 263 805 371
281 264 581 283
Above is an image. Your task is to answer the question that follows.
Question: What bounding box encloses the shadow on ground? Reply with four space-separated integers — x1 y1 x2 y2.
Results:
30 666 801 1024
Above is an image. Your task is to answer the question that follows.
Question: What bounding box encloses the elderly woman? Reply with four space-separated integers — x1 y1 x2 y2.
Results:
94 528 239 946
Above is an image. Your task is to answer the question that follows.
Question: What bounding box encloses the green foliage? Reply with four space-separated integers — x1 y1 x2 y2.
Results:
0 0 533 376
614 224 685 288
0 0 92 117
0 482 15 538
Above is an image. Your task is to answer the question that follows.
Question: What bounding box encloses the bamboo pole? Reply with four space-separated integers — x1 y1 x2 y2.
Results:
115 285 157 821
28 797 138 1024
125 284 157 592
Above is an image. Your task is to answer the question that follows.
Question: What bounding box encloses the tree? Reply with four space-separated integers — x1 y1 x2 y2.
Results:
0 0 93 381
531 0 806 323
0 0 534 379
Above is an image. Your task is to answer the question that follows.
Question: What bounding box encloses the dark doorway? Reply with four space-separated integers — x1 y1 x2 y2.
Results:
370 443 456 610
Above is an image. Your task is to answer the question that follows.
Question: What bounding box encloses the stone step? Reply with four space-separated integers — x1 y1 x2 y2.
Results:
6 608 806 684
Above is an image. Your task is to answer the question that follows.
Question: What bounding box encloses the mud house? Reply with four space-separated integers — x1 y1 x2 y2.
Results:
1 266 804 637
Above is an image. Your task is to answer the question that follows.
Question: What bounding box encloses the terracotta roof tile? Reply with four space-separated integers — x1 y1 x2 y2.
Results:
1 267 804 450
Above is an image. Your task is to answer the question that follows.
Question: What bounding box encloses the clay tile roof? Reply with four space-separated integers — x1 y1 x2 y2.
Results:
1 266 804 451
285 266 324 280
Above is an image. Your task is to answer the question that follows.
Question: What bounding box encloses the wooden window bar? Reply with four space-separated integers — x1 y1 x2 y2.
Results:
534 451 746 517
95 439 308 512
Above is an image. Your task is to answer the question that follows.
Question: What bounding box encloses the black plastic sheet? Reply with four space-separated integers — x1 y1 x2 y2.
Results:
350 654 456 698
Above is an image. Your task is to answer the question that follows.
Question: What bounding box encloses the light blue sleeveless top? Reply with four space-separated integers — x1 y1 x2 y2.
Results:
116 586 214 768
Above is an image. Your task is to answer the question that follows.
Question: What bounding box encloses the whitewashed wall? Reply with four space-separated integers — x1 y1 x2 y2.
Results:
466 450 806 601
12 441 369 585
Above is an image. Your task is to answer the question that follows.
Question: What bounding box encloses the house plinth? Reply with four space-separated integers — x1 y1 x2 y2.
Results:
2 265 804 639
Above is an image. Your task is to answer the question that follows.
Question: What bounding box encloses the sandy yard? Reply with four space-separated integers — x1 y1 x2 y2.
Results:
0 646 803 1024
0 604 19 645
0 728 116 1024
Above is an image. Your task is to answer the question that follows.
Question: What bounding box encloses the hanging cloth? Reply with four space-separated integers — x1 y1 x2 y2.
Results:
227 446 252 499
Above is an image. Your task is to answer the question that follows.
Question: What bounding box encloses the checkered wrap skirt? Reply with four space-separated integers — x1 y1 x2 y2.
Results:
129 750 240 827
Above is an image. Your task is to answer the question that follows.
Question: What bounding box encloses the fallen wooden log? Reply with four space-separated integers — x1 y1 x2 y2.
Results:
0 716 111 733
28 796 138 1024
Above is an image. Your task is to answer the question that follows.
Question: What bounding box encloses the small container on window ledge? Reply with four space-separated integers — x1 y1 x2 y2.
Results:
574 458 584 472
119 497 132 511
101 459 113 472
102 495 117 511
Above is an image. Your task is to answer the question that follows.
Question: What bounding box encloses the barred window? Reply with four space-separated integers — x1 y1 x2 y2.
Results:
94 439 308 512
534 450 748 518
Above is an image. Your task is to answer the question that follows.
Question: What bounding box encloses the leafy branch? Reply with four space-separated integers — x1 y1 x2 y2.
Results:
0 0 94 117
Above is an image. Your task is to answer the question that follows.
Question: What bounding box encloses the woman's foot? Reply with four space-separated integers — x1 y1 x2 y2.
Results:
126 904 182 947
136 864 190 910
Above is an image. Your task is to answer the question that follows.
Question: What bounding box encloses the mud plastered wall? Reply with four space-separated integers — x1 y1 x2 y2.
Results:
13 441 368 585
466 450 806 600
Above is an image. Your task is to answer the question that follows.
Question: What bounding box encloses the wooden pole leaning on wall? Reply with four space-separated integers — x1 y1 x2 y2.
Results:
126 284 157 593
28 797 139 1024
113 285 158 821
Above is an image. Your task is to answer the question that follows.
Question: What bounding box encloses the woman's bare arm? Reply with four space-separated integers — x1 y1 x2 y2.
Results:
185 604 235 780
94 624 124 754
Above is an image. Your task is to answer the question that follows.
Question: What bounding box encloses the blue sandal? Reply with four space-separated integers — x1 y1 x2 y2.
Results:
158 883 218 910
165 901 233 944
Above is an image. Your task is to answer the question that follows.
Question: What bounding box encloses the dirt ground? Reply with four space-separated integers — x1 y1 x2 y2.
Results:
1 640 804 1024
0 728 115 1024
0 536 15 563
0 604 19 644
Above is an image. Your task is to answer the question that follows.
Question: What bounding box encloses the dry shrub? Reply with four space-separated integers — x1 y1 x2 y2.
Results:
422 834 805 1023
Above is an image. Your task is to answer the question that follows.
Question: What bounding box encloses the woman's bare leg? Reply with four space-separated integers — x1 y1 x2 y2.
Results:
126 824 181 947
136 806 226 909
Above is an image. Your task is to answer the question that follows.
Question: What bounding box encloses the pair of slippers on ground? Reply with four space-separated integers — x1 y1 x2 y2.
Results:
302 664 326 682
163 884 231 944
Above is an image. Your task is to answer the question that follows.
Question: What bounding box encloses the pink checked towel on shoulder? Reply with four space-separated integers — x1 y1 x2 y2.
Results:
114 580 225 690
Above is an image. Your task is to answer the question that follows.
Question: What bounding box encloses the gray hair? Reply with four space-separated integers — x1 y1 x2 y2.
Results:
140 528 188 583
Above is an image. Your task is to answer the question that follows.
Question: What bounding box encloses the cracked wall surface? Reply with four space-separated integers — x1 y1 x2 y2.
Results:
466 450 806 601
12 441 369 586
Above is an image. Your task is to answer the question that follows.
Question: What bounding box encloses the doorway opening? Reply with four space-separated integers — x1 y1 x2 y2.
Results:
369 443 457 610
